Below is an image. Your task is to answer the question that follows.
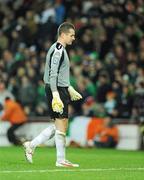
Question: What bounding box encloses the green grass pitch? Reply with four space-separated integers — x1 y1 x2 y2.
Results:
0 147 144 180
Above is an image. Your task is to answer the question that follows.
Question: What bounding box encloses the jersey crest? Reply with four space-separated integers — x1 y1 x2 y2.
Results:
53 51 60 64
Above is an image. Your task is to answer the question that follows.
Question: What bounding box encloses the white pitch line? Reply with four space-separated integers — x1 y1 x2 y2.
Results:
1 168 144 173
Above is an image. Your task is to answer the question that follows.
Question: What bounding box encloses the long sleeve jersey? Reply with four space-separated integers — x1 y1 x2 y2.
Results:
43 42 70 92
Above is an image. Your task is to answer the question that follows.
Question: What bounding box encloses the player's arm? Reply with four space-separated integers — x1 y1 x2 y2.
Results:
68 86 82 101
49 43 64 114
49 43 63 92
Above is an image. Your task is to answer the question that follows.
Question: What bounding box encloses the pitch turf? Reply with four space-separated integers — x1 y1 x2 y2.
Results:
0 147 144 180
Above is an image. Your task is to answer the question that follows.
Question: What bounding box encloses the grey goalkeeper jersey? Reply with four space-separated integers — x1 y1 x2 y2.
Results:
43 42 70 92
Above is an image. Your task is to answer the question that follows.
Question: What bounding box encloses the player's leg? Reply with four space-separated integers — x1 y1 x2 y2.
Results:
31 123 55 148
55 118 79 167
24 84 56 163
54 87 79 167
55 118 67 162
23 123 55 163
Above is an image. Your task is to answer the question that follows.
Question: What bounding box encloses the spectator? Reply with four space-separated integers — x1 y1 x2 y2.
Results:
0 30 8 54
18 76 37 114
104 91 117 117
132 80 144 122
82 96 96 117
41 2 56 24
55 1 65 25
116 85 133 118
0 80 14 105
0 0 144 117
94 117 119 148
0 97 27 145
96 73 112 103
82 96 106 117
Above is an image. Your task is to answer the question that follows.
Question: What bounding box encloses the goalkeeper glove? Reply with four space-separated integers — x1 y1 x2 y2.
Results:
52 91 64 114
68 86 82 101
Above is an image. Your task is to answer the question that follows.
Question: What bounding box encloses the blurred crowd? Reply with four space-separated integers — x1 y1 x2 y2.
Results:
0 0 144 122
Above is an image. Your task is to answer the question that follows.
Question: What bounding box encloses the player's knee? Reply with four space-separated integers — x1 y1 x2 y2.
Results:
51 124 56 132
55 130 66 137
42 124 56 138
55 118 68 133
50 125 56 138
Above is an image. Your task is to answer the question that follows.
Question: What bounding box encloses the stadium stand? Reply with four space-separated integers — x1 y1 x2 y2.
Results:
0 0 144 148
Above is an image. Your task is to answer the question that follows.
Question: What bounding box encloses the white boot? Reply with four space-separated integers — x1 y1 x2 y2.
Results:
56 159 79 167
23 141 34 163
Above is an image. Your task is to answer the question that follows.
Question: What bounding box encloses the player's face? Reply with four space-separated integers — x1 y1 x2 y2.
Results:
64 29 75 45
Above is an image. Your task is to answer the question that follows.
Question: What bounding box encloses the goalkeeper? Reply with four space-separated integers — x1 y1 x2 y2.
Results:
23 22 82 167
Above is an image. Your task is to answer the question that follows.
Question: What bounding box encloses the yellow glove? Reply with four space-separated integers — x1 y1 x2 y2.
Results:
68 86 82 101
52 91 64 114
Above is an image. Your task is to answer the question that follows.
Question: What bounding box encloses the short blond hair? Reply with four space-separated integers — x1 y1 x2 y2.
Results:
57 22 75 36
